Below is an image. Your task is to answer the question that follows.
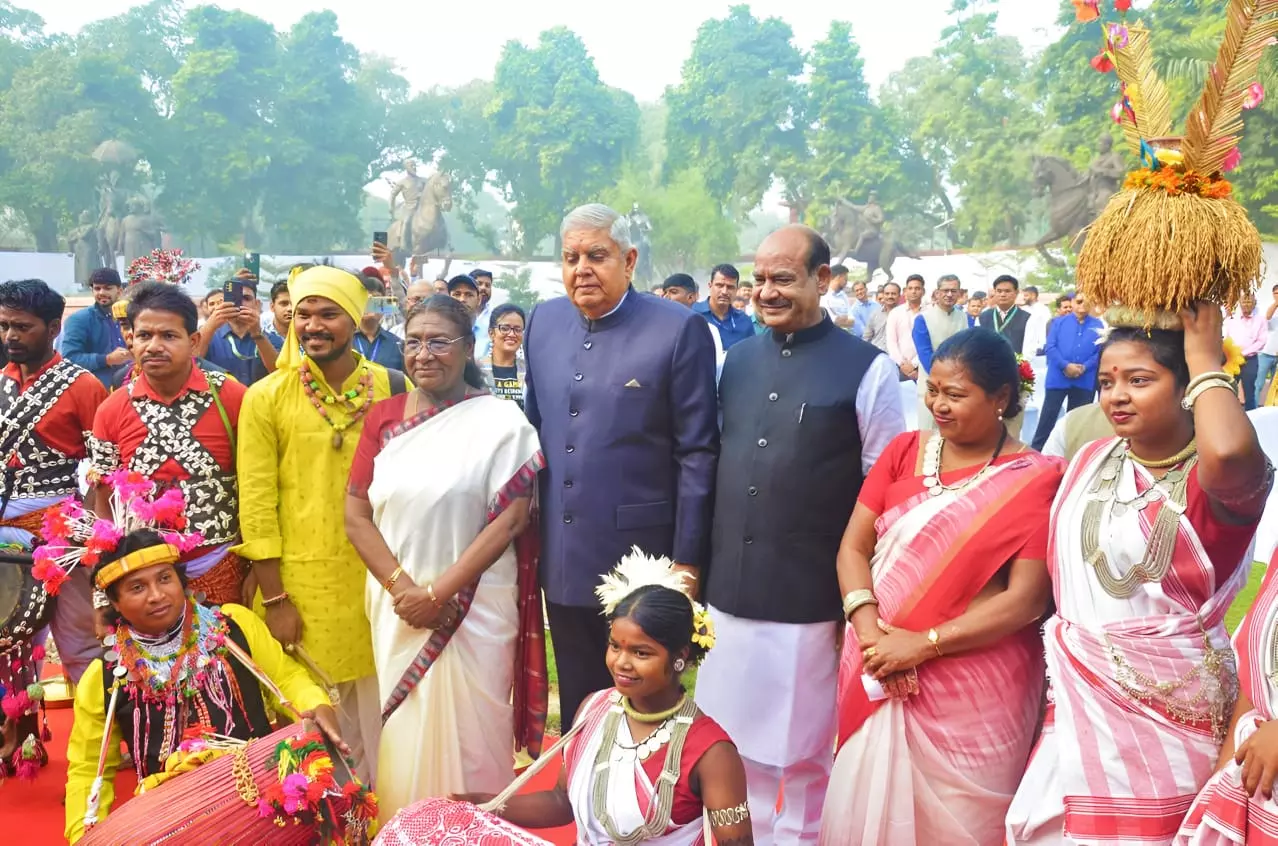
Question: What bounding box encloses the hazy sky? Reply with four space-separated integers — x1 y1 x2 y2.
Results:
31 0 1063 101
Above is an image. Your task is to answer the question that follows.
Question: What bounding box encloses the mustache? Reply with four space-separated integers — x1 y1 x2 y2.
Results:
759 297 790 308
300 333 335 343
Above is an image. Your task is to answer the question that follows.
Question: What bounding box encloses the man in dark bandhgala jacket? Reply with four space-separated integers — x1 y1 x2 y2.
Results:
697 225 904 844
524 203 719 725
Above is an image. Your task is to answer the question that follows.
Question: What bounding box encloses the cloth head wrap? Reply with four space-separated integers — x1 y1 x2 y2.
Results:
279 266 369 370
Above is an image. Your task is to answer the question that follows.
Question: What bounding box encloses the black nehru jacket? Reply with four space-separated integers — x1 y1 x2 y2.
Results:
704 315 882 625
977 306 1031 355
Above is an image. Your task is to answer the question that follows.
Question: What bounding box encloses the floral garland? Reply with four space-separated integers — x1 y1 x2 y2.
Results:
1122 166 1233 199
126 248 200 287
33 470 203 595
256 731 378 843
1015 354 1036 396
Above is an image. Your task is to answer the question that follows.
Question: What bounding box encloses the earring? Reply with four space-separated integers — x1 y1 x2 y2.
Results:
997 409 1004 421
674 659 686 672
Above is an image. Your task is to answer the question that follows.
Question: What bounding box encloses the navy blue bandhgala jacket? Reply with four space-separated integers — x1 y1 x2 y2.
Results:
525 288 720 608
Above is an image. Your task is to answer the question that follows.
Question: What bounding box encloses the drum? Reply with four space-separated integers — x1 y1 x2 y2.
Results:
80 722 370 845
375 798 553 846
0 550 52 655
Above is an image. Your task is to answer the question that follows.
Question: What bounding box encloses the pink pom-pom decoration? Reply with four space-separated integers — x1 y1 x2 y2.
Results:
1223 146 1243 172
2 690 30 720
30 644 44 662
1244 82 1265 110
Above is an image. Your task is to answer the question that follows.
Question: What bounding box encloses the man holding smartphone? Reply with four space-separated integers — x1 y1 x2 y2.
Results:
199 270 282 386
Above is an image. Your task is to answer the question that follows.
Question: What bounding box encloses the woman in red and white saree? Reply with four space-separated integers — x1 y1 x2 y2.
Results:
1006 311 1271 846
821 329 1064 846
1179 553 1278 845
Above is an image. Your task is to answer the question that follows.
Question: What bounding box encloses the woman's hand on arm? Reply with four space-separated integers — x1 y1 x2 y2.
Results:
694 741 754 845
431 496 532 604
861 556 1051 680
1237 716 1278 798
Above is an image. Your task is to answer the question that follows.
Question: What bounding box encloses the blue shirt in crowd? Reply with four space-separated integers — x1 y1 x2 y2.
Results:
693 300 754 350
60 304 126 387
205 325 284 387
353 327 405 371
1045 314 1105 390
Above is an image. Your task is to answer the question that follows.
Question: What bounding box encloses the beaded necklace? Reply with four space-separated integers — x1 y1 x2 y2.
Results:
107 601 248 776
298 357 375 449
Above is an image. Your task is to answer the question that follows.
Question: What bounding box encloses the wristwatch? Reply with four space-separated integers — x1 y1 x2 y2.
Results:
927 627 943 657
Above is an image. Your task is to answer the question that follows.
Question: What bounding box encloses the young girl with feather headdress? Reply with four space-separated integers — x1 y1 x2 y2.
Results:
380 548 755 845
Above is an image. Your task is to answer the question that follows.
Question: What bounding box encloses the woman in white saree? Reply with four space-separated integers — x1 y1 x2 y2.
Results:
345 295 546 822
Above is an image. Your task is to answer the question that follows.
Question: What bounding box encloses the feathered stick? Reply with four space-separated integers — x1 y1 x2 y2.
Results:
1113 25 1173 154
1182 0 1278 174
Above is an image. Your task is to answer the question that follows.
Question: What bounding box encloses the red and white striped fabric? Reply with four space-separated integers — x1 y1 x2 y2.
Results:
374 798 553 846
1007 439 1258 846
1178 557 1278 845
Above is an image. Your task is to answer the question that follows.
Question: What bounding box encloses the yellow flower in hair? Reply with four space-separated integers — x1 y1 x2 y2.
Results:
1222 336 1246 378
691 606 716 652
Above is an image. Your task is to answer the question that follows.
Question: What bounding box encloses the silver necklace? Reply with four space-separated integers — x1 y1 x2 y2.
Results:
921 428 1008 497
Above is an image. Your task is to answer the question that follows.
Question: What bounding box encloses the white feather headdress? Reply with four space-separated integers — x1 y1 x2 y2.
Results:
595 547 692 614
596 546 716 655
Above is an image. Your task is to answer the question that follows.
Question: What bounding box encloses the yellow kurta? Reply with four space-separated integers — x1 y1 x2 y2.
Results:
64 604 330 844
234 356 394 683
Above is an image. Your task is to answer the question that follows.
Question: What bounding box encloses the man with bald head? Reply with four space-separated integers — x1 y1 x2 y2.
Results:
389 279 436 340
697 224 904 844
524 203 719 724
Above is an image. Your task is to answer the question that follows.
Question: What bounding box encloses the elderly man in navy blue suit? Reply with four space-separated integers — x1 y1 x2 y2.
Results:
525 203 719 725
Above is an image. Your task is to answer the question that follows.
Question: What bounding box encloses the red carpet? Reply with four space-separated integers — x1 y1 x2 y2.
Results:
0 707 574 844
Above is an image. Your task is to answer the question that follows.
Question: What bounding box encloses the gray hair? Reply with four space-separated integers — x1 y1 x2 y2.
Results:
560 203 633 253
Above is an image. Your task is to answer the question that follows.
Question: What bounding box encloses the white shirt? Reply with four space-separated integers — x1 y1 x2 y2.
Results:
1263 311 1278 356
1023 302 1052 357
820 289 851 327
856 354 908 474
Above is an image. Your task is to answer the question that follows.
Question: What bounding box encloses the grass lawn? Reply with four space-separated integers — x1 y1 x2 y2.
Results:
1227 560 1268 633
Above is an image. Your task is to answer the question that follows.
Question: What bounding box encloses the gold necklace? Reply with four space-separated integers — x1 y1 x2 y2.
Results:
621 693 686 724
1128 438 1198 469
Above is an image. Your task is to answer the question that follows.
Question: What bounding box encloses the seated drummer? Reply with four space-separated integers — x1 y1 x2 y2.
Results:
64 529 347 843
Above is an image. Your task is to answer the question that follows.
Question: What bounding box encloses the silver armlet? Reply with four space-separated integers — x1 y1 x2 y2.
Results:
708 802 750 827
92 589 110 610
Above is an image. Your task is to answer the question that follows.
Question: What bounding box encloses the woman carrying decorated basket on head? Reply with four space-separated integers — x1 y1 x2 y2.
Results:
55 474 348 843
380 550 753 845
818 328 1064 846
1006 6 1275 844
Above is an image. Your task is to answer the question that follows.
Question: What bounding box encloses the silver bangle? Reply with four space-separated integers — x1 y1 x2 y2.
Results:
1180 378 1236 411
842 589 878 619
708 802 750 827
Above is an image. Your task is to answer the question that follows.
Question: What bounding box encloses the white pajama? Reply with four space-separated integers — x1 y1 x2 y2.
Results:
695 605 838 845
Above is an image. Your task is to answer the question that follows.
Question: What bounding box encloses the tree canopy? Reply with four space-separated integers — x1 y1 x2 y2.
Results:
3 0 1278 269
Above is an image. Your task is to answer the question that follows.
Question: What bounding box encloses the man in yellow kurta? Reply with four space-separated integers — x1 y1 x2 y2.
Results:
234 266 406 783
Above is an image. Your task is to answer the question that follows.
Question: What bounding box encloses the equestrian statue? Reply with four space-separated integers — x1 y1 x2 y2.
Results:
824 191 919 283
1031 133 1127 267
388 159 454 264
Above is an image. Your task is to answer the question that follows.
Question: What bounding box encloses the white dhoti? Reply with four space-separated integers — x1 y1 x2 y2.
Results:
695 605 838 845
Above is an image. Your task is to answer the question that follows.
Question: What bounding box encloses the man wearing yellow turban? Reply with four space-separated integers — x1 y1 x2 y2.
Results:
234 266 408 782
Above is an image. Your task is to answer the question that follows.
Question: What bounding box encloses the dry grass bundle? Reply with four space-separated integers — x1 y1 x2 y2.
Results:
1076 188 1262 328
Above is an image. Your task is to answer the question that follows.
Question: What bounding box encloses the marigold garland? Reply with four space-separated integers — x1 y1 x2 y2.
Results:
1122 166 1233 199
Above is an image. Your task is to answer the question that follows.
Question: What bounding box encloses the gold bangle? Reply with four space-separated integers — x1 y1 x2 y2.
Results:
1180 377 1236 411
426 582 440 606
707 802 750 827
1184 370 1233 395
842 589 878 620
384 566 404 593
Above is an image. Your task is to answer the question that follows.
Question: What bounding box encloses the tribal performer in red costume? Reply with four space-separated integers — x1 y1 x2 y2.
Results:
0 278 106 783
88 278 248 609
